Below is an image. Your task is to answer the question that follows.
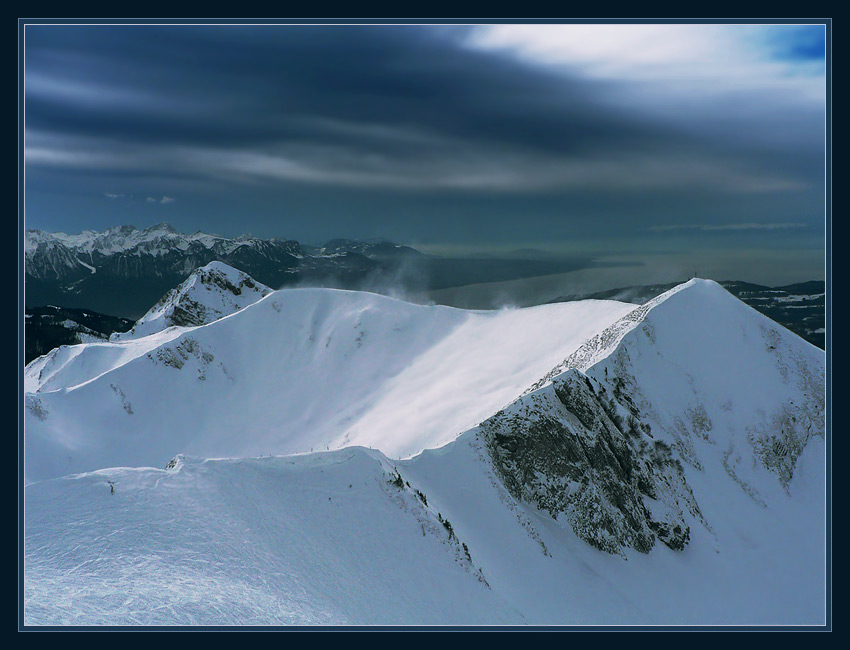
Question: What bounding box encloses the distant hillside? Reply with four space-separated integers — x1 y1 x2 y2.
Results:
25 306 133 364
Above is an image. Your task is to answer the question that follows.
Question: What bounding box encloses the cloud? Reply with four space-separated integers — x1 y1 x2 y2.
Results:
23 26 823 190
26 130 811 195
650 222 809 232
160 196 175 204
145 197 157 202
464 24 824 92
104 192 123 198
22 24 825 248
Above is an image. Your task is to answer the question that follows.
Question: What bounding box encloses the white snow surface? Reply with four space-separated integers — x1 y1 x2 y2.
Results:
23 279 826 625
24 432 824 625
24 287 634 482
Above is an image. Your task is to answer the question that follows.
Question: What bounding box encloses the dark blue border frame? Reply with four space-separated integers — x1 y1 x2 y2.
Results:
17 16 833 633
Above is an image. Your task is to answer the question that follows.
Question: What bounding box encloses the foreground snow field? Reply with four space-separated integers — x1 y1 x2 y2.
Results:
23 275 826 625
25 434 824 625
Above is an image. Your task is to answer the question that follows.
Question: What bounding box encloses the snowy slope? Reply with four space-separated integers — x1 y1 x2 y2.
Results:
476 280 824 555
24 431 824 625
24 288 634 482
111 261 272 341
23 279 826 625
25 450 520 625
403 427 824 625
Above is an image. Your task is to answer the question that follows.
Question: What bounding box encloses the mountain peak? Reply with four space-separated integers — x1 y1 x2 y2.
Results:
198 260 242 276
112 262 272 341
144 222 178 234
105 224 138 235
528 276 810 394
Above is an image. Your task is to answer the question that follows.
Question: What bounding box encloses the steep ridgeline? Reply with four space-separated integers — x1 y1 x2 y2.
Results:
24 286 634 483
480 280 824 557
550 280 826 349
112 262 272 341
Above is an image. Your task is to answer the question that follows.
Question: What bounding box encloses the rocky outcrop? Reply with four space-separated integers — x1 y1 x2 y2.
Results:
483 370 702 556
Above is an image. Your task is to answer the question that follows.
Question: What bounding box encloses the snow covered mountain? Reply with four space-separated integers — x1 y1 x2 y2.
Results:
112 262 272 341
479 279 824 556
25 285 635 482
25 223 306 281
23 278 826 625
24 224 400 318
24 231 95 282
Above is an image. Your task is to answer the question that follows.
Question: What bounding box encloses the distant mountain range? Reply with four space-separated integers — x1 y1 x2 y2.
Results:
25 224 591 319
24 224 825 355
25 224 423 318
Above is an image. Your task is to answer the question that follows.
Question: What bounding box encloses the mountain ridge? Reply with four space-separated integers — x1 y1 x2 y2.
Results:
24 281 636 482
23 276 826 624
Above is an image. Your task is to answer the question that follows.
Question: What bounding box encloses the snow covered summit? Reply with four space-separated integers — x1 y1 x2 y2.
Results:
478 279 824 555
111 261 272 341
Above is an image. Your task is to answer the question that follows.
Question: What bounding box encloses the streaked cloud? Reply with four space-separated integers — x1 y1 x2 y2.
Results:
26 129 811 195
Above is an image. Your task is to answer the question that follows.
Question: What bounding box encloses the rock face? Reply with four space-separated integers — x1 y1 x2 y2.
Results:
481 279 824 557
483 371 700 556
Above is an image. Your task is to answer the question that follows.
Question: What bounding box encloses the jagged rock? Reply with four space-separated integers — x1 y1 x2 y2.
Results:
483 371 699 555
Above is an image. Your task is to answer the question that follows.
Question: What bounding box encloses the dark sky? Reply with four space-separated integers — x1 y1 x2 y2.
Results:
24 22 825 276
